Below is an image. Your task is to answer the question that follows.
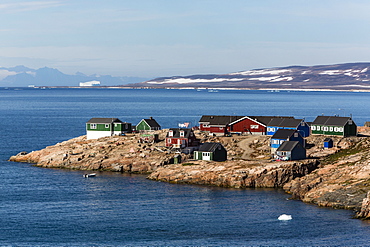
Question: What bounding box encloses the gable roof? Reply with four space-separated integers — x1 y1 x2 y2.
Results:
267 118 304 128
199 115 244 125
276 141 302 151
198 142 225 152
271 129 301 139
141 117 161 128
251 116 294 126
166 128 193 138
87 118 122 124
312 116 352 126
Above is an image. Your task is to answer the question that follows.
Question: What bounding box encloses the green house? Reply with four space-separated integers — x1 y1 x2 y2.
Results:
136 117 161 131
194 142 227 161
310 116 357 137
86 118 131 140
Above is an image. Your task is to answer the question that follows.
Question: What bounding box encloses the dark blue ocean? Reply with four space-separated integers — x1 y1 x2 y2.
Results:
1 88 370 246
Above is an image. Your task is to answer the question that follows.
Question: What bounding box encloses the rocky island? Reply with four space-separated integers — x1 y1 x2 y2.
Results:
9 128 370 219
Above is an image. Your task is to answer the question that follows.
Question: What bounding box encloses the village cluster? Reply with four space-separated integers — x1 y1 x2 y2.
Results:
85 114 358 162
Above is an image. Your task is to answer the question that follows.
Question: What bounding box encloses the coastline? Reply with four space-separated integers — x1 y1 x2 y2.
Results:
8 128 370 219
7 85 370 93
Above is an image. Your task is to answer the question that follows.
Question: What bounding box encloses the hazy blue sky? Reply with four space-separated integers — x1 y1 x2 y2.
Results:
1 0 370 78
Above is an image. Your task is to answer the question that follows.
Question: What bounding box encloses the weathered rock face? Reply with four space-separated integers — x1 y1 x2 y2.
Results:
356 192 370 219
9 134 178 173
148 159 319 188
284 137 370 212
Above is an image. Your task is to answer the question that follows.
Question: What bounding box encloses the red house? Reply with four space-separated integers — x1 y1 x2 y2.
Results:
199 115 244 136
165 128 199 148
228 116 269 135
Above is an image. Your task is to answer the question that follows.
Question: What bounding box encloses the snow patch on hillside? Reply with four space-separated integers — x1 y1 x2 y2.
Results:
147 78 244 84
230 69 291 76
0 69 17 80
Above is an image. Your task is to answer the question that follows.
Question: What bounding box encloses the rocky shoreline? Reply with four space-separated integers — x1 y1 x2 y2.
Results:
9 128 370 219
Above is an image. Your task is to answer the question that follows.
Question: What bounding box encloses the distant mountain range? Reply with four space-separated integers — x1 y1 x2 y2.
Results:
3 63 370 89
132 62 370 90
0 65 149 87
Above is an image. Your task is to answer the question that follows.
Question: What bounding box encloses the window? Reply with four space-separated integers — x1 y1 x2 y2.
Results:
294 133 298 137
317 126 320 131
251 125 259 129
105 124 109 128
169 130 173 137
180 131 185 137
203 124 209 128
334 127 338 132
90 124 97 129
339 127 344 132
323 127 328 131
329 127 333 132
311 126 316 130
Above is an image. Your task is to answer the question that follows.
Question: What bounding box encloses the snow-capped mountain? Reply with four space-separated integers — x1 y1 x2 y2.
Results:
136 63 370 90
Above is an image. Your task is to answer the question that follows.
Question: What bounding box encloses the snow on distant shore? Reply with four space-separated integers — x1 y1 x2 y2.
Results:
147 78 244 84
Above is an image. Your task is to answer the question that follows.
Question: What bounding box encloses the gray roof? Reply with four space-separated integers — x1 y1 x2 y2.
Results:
198 142 225 152
267 118 304 128
271 129 300 139
312 116 353 126
142 118 161 128
276 141 301 151
87 118 123 124
251 116 294 126
199 115 244 125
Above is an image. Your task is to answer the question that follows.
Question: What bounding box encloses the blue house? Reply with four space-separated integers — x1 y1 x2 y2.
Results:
267 118 310 137
270 129 304 154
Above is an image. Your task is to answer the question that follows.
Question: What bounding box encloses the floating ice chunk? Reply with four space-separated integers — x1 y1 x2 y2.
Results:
278 214 292 221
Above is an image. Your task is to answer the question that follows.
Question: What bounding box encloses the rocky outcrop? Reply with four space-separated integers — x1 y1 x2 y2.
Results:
284 137 370 213
9 127 370 218
9 134 179 173
148 159 319 188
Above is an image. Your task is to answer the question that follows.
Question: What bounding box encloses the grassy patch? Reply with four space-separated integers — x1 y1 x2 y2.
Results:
321 147 363 166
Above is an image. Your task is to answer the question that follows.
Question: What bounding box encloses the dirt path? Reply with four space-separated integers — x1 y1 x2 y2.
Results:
238 135 262 160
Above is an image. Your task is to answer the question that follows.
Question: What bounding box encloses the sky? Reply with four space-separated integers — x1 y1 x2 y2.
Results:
1 0 370 78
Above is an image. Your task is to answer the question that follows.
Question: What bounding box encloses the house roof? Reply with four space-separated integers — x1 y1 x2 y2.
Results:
142 117 161 128
166 128 193 138
199 115 244 125
198 142 225 152
250 116 294 126
87 118 123 124
271 129 301 139
312 116 353 126
276 141 301 151
267 118 304 128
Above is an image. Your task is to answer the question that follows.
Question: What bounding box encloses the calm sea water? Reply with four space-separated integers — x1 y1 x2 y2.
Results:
1 88 370 246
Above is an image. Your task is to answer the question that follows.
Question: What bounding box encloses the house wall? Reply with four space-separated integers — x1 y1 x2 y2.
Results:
311 125 344 136
267 124 309 137
87 130 112 140
291 146 306 160
230 118 266 134
200 123 227 134
136 120 150 131
165 138 188 147
213 148 227 161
